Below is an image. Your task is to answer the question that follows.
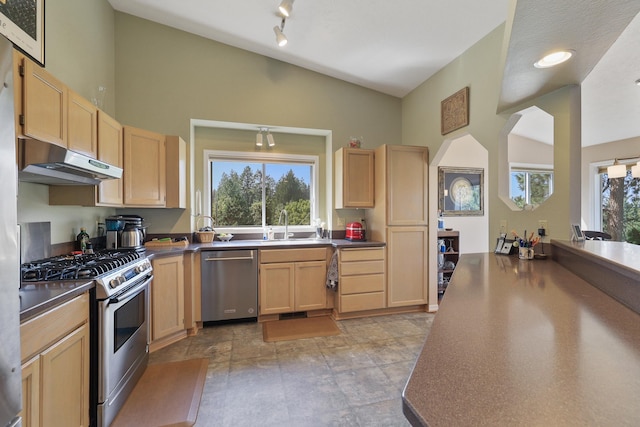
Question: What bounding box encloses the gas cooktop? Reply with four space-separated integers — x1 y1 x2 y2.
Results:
21 250 143 282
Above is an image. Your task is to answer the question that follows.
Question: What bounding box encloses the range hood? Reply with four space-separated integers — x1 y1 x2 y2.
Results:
18 139 123 185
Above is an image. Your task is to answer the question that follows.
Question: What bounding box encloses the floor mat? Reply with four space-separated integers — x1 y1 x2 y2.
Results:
111 358 209 427
263 316 341 342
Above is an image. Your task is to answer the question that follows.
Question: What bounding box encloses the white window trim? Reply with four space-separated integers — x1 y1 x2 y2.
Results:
203 149 320 234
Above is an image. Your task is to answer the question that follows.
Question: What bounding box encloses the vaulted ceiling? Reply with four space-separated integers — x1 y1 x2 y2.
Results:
108 0 640 147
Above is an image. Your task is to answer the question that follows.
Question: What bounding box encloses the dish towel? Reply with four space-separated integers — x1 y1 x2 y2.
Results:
326 251 339 290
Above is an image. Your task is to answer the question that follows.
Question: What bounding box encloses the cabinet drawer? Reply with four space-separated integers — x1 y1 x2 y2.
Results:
341 274 384 295
20 293 89 362
340 292 385 313
260 247 327 263
340 260 384 276
340 247 384 262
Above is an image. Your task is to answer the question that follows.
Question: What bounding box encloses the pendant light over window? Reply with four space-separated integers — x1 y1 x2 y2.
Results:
607 156 640 179
256 128 275 148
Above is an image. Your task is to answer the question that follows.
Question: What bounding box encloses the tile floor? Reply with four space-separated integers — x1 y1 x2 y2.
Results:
149 312 435 427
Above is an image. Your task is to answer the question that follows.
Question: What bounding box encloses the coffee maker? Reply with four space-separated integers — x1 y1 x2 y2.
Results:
105 215 146 250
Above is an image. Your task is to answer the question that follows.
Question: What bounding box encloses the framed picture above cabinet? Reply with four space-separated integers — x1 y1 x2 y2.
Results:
438 167 484 216
0 0 45 65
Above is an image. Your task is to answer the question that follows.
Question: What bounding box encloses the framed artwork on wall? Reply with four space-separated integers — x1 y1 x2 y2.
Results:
0 0 45 66
438 167 484 216
441 87 469 135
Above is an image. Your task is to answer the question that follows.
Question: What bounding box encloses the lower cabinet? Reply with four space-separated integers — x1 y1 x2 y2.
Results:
20 293 90 427
150 255 185 351
336 247 386 313
259 248 328 315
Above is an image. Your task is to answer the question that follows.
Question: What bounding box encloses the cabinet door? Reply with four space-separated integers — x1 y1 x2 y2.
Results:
123 126 166 206
387 227 429 307
22 57 67 147
20 356 40 427
40 323 90 427
386 145 428 225
335 148 374 208
97 111 124 206
67 89 98 158
259 263 295 315
151 255 185 341
294 261 327 311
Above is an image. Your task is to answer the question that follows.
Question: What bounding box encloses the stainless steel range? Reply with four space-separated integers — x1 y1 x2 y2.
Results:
21 250 153 427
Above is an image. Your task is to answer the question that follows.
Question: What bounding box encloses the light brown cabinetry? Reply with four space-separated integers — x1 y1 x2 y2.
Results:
67 89 98 158
336 247 385 313
259 248 328 316
335 147 374 209
19 293 90 427
49 110 124 206
387 227 429 306
367 145 429 308
18 52 67 147
150 255 186 352
123 126 166 207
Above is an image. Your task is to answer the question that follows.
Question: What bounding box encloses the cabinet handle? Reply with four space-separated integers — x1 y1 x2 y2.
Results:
204 256 254 262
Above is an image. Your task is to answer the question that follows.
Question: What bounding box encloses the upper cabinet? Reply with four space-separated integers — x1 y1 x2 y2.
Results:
335 147 374 209
67 89 98 158
96 111 124 205
16 51 99 159
17 52 67 148
374 145 428 226
123 126 166 207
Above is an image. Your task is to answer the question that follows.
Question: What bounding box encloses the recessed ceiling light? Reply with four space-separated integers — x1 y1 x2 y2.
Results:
534 50 574 68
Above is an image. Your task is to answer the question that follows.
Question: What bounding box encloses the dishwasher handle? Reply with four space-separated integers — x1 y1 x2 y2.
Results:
204 254 254 262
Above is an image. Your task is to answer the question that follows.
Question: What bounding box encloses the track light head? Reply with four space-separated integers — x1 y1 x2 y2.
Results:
267 132 275 147
274 22 288 47
278 0 294 17
256 131 263 147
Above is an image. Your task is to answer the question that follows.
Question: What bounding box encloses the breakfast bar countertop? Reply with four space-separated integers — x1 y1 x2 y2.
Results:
403 252 640 426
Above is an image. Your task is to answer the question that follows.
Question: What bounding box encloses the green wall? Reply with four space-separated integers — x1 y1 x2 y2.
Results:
17 0 118 243
402 24 581 247
112 12 402 233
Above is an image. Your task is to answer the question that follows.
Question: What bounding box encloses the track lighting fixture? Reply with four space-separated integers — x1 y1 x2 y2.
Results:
256 128 276 148
274 18 288 47
278 0 294 17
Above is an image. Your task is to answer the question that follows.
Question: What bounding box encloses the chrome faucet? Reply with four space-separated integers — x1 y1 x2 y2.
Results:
278 209 289 240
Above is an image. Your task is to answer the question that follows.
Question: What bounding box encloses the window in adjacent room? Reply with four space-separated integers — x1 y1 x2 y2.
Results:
205 151 318 232
509 167 554 209
598 166 640 244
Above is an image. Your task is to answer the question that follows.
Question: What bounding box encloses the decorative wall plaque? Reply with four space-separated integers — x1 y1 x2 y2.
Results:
441 87 469 135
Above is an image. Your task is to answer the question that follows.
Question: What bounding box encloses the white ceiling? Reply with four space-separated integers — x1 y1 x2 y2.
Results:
108 0 640 147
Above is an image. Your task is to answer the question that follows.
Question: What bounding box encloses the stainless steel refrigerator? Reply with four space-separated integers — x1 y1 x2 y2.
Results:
0 34 23 427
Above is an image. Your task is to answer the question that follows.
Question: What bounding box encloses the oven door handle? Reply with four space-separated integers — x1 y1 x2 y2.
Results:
109 275 153 304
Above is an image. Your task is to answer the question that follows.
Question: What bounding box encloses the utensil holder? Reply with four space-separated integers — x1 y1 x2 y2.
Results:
518 247 534 260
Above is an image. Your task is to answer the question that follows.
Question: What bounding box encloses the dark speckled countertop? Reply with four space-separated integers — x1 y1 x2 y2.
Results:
20 238 383 321
403 251 640 426
19 280 94 322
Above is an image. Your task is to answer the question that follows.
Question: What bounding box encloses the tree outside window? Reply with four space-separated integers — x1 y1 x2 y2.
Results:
600 170 640 244
209 158 313 229
510 169 554 209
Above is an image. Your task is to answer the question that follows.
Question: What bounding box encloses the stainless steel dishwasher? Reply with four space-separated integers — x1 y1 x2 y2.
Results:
201 250 258 322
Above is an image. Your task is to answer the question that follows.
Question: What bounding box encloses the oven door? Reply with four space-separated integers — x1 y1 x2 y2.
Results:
98 274 152 404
